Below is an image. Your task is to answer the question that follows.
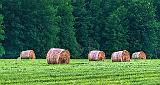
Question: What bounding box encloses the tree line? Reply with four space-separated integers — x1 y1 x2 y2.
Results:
0 0 160 59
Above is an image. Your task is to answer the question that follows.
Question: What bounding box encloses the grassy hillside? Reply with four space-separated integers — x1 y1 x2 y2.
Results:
0 59 160 85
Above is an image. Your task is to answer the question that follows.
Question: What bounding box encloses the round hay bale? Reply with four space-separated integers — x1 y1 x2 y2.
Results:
88 50 105 61
20 50 36 59
46 48 70 64
111 50 130 62
132 51 146 59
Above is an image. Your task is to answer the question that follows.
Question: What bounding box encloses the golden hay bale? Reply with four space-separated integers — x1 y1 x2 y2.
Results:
132 51 146 59
46 48 70 64
88 50 105 61
111 50 130 62
20 50 36 59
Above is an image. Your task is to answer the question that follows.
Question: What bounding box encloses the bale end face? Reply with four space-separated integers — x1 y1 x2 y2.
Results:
58 50 70 64
30 50 36 59
98 51 105 61
139 51 146 59
122 50 130 62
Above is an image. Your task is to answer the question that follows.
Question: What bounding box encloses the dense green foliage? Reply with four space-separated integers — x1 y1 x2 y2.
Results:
0 0 160 58
126 0 159 58
0 0 5 56
0 59 160 84
2 0 60 58
56 0 80 58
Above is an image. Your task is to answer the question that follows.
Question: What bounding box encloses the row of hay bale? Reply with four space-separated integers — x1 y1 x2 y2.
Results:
19 48 70 64
19 48 146 64
88 50 146 62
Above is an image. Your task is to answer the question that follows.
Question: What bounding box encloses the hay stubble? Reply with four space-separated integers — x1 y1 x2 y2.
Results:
0 59 160 85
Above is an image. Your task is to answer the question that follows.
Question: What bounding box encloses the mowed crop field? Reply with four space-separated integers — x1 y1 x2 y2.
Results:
0 59 160 85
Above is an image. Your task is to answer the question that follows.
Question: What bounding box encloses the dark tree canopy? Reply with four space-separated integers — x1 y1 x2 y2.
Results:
0 0 160 59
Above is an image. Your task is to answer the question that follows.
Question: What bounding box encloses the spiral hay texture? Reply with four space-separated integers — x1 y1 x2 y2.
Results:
20 50 36 59
111 50 130 62
132 51 146 59
46 48 70 64
88 50 105 61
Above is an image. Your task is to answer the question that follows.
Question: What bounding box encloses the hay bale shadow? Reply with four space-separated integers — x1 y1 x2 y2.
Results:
70 62 89 65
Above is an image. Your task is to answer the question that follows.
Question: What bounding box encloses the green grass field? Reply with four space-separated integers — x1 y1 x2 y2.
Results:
0 59 160 85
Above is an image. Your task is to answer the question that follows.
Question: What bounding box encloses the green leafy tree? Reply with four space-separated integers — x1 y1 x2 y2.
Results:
154 0 160 20
0 0 5 56
72 0 91 58
100 0 125 57
3 0 23 56
103 6 129 57
20 0 60 58
3 0 60 58
126 0 158 58
84 0 101 50
56 0 81 58
154 0 160 58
